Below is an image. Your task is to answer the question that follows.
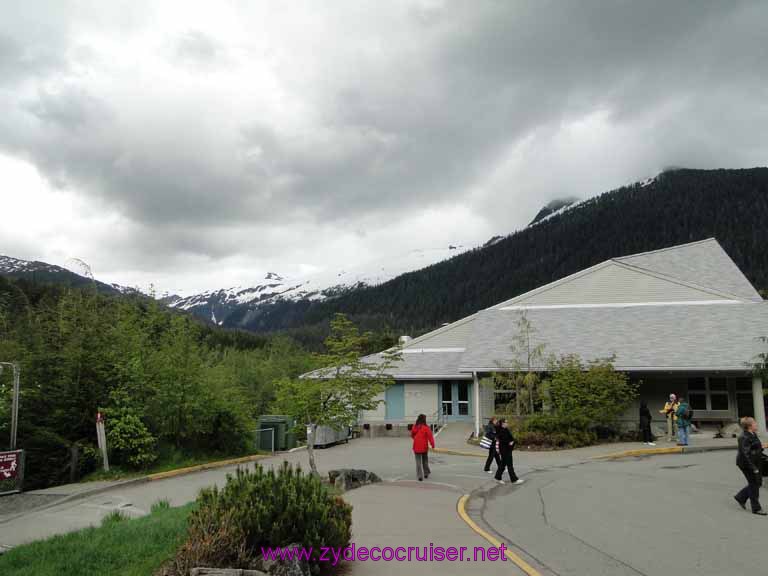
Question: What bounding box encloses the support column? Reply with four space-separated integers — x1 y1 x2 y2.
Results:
473 372 481 438
752 375 767 434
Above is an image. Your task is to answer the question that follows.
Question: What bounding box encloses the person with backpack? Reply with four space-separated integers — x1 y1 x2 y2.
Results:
411 413 435 481
734 416 767 515
482 417 501 473
494 419 524 485
639 400 655 445
675 397 692 446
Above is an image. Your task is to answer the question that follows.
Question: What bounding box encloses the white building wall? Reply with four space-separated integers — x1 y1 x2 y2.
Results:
404 382 439 421
361 391 386 422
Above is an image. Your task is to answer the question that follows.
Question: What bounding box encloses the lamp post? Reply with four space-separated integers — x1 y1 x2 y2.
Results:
0 362 20 450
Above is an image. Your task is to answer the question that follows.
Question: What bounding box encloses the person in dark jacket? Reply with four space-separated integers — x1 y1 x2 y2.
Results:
411 413 435 481
734 416 767 515
494 419 524 485
483 417 501 473
639 400 655 446
675 397 692 446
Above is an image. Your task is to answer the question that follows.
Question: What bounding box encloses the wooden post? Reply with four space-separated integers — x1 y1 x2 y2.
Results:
96 412 109 472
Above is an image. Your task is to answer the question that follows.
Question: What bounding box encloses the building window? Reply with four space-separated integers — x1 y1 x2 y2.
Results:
688 377 707 411
457 382 469 416
441 382 452 416
687 376 730 412
709 378 729 411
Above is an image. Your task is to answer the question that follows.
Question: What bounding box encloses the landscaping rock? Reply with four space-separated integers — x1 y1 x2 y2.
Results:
327 469 381 492
721 423 742 438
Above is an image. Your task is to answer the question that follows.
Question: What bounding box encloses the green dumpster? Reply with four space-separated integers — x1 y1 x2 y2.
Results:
257 415 297 452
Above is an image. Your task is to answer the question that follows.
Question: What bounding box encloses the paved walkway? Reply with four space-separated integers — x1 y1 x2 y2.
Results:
346 482 524 575
435 422 742 460
0 433 752 575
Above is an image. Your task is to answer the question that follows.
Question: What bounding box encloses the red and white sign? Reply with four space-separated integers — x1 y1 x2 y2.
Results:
0 450 20 479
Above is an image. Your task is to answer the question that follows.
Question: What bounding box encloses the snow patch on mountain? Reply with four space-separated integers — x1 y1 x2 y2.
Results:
164 244 470 313
0 254 64 274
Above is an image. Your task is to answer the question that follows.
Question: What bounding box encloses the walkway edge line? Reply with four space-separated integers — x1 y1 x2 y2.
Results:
592 446 682 460
146 454 268 481
433 447 485 458
457 494 542 576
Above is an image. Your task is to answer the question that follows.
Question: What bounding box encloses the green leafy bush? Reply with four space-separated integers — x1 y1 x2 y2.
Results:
514 414 596 449
167 462 352 574
522 414 591 435
546 355 638 427
107 411 158 469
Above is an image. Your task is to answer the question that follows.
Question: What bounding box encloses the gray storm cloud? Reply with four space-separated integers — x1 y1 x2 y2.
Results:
0 0 766 288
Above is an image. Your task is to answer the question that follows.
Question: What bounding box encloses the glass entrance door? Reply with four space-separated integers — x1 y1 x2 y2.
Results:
439 381 473 421
441 382 453 417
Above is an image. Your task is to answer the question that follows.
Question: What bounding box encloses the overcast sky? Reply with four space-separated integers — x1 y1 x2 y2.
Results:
1 1 767 295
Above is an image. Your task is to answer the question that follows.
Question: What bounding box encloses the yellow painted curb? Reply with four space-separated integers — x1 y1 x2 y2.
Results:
457 494 542 576
592 446 682 460
433 447 485 458
147 454 269 481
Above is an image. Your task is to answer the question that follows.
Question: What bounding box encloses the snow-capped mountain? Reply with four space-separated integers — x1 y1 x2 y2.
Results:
0 254 136 295
0 254 68 275
162 245 471 326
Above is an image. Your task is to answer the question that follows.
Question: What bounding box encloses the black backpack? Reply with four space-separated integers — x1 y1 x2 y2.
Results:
681 405 692 420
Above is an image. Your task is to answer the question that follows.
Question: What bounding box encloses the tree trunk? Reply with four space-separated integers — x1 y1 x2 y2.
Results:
306 423 319 476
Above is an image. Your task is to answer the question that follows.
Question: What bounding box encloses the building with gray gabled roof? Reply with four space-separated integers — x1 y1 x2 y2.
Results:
328 239 768 437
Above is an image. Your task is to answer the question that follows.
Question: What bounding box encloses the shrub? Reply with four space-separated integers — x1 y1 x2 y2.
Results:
546 355 638 428
107 411 158 469
515 414 596 449
522 414 591 435
167 462 352 574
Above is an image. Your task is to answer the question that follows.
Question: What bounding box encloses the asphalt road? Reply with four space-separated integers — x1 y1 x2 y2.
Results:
1 438 760 576
0 439 508 548
477 450 764 576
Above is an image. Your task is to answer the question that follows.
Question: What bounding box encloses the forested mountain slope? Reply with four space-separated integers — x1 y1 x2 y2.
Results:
254 168 768 336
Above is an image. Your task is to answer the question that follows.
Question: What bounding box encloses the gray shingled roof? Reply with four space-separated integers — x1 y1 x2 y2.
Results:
362 350 469 379
459 302 768 372
615 238 762 302
304 239 766 380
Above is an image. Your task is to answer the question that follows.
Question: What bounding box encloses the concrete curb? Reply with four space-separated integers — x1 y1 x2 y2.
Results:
433 447 485 458
592 444 747 460
145 454 268 481
0 453 269 525
456 494 542 576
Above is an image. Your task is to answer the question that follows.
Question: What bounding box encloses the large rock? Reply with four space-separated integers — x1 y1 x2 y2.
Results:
721 423 742 438
328 469 381 493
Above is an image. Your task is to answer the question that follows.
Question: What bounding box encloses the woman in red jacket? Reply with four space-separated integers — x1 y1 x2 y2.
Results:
411 413 436 481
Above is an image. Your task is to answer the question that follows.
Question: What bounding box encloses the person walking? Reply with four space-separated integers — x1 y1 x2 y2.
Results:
483 417 501 473
639 400 655 445
675 396 692 446
734 417 767 515
659 394 679 442
411 413 435 481
494 419 523 485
